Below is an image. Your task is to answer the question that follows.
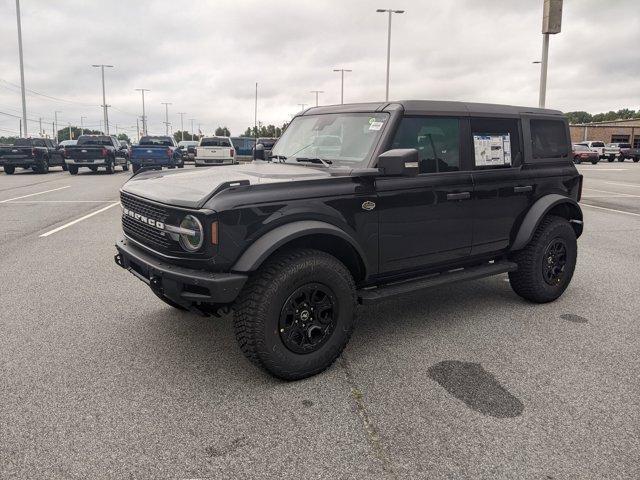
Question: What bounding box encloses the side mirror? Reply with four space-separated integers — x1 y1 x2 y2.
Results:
377 149 419 176
254 143 265 160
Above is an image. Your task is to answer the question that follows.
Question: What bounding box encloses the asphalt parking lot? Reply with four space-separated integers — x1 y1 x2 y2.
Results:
1 162 638 479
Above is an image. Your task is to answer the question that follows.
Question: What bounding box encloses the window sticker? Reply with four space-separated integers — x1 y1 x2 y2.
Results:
473 133 511 167
369 121 384 131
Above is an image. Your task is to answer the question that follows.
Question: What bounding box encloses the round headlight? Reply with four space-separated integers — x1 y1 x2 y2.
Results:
178 215 203 252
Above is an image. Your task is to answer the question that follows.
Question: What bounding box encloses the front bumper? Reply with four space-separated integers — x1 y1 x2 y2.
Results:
114 236 247 307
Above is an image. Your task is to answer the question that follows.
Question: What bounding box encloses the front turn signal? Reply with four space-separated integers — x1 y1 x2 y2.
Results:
211 221 218 245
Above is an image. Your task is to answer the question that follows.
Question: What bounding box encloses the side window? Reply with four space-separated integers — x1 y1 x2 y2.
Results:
33 139 45 147
112 137 119 147
44 139 53 148
530 119 569 159
470 118 521 168
391 117 460 173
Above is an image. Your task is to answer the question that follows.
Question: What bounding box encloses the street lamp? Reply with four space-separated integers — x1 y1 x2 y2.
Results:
91 64 113 134
333 69 352 104
177 112 186 141
161 102 172 136
15 0 28 137
310 90 324 107
135 88 150 135
376 9 404 101
298 104 307 111
80 116 86 136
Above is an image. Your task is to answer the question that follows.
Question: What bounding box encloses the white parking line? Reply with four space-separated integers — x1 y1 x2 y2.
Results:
579 168 628 171
604 181 640 188
581 203 640 217
0 185 70 204
9 200 114 204
40 202 121 237
582 187 640 198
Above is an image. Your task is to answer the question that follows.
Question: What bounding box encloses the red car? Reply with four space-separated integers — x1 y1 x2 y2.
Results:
572 144 599 164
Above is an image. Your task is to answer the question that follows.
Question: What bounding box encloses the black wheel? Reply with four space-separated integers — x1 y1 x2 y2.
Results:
122 161 129 171
233 248 356 380
34 156 49 174
68 165 78 175
132 164 141 173
62 163 68 171
105 159 114 174
573 156 581 164
89 166 98 172
509 215 577 303
607 157 614 162
618 157 625 162
4 165 15 175
153 291 188 311
178 162 184 168
591 160 598 165
633 157 639 163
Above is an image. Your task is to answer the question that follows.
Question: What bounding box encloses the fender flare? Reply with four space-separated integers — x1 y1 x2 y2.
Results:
232 220 368 275
511 194 583 251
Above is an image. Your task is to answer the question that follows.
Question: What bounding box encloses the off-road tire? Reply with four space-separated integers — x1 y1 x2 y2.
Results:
618 157 625 162
68 165 78 175
509 215 577 303
4 165 15 175
607 157 614 162
233 248 356 380
105 159 114 174
634 157 639 163
34 156 49 174
591 159 598 165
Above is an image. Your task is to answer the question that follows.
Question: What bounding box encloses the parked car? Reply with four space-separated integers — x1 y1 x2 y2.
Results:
115 100 583 380
130 136 184 173
230 137 256 162
58 139 77 149
119 141 130 161
572 144 599 164
617 143 640 162
576 141 606 159
0 137 66 174
253 137 277 160
64 135 129 174
195 136 236 166
177 140 198 162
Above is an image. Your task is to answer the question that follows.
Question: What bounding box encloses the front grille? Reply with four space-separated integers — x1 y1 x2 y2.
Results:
120 192 181 253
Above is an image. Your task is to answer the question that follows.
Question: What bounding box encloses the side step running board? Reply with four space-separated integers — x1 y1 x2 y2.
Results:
357 261 518 305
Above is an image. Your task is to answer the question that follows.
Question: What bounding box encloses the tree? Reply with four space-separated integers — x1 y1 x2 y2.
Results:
215 126 231 136
173 130 201 143
0 136 18 144
242 122 288 138
565 109 638 124
117 133 131 143
56 126 101 142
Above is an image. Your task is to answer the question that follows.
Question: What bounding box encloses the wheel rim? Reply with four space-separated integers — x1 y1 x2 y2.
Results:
542 238 567 285
279 283 337 354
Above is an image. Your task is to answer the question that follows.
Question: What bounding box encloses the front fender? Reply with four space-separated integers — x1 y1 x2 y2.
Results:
511 194 583 251
231 220 368 274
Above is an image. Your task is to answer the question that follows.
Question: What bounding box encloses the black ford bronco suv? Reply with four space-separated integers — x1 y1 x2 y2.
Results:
115 101 583 380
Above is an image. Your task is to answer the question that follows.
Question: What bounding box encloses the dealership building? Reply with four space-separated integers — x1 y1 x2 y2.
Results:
569 118 640 147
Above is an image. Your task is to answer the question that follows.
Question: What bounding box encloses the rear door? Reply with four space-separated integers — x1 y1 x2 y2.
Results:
468 117 532 255
376 116 474 273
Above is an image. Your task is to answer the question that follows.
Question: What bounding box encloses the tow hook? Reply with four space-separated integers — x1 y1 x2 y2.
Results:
114 253 123 268
149 276 162 294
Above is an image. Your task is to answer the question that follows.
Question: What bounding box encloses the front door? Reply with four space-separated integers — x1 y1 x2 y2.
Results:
376 116 474 274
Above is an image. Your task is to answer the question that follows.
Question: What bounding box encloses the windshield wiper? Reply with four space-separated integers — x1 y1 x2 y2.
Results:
295 157 333 167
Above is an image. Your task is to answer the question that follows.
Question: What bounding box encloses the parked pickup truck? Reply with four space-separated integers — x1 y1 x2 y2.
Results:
130 136 184 173
613 143 640 162
177 140 198 162
0 137 66 174
64 135 129 174
195 136 236 166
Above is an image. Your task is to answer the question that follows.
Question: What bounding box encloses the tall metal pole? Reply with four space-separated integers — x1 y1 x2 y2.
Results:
377 9 404 101
333 69 352 104
254 82 258 138
189 118 195 140
161 102 172 135
68 124 72 140
177 112 186 141
80 116 86 136
15 0 28 137
39 117 42 136
54 110 61 142
136 117 140 142
92 64 113 134
298 104 307 111
135 88 150 136
538 34 550 108
310 90 324 107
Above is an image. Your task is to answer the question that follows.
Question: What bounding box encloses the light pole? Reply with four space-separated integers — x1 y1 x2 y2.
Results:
189 118 195 140
333 69 352 104
80 116 86 136
538 0 563 108
254 82 258 138
91 64 113 134
161 102 172 135
376 8 404 101
310 90 324 107
15 0 28 137
298 104 307 111
177 112 186 141
135 88 150 135
54 110 61 142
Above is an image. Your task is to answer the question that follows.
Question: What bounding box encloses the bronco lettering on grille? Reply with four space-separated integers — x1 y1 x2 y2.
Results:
122 207 165 230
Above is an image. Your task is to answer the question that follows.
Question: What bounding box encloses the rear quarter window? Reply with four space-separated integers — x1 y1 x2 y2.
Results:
530 119 569 159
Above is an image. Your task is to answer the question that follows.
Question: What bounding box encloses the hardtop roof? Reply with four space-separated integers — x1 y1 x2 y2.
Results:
302 100 563 117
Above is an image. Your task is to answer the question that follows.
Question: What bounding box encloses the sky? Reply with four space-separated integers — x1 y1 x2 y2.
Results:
0 0 638 139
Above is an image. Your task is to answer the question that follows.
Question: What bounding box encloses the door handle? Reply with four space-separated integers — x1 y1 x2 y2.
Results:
446 192 471 201
514 185 533 193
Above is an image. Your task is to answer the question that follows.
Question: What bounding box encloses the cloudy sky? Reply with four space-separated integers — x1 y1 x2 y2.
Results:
0 0 638 139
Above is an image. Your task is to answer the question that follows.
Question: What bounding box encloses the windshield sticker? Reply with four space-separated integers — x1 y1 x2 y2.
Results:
369 121 384 131
473 133 511 167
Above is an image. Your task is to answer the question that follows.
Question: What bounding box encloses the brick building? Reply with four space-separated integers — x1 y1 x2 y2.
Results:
569 118 640 147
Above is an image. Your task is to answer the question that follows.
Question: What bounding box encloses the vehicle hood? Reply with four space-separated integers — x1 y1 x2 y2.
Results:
121 161 334 208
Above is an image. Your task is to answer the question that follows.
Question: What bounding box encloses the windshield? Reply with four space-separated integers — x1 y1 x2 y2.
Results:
271 113 389 167
591 142 605 147
573 144 589 151
14 139 32 146
77 136 112 146
200 137 231 147
139 136 173 146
